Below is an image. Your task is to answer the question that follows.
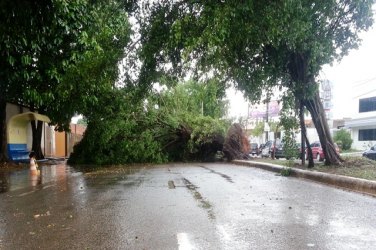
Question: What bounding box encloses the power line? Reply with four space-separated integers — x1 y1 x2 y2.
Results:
353 88 376 99
353 76 376 87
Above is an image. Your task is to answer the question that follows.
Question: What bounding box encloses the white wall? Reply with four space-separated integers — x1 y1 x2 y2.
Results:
346 88 376 150
350 127 376 151
351 87 376 119
6 103 30 123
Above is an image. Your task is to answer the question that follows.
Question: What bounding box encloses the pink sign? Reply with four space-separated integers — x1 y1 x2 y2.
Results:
249 100 280 118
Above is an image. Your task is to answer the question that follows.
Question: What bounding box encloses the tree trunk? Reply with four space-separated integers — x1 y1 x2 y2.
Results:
299 100 306 166
298 100 314 167
271 124 280 160
304 130 314 168
304 92 342 165
0 98 9 163
288 52 341 165
31 120 45 160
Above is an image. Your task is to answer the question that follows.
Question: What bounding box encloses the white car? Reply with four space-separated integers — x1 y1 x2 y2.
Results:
260 140 274 158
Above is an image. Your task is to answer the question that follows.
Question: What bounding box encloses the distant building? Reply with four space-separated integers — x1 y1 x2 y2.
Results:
344 81 376 150
246 100 281 144
320 80 334 121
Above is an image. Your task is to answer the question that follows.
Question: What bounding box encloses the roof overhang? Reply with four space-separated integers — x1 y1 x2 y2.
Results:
9 112 51 123
344 116 376 128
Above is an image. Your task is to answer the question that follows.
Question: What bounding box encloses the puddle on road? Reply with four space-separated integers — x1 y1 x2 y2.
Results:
182 178 215 220
0 163 82 193
0 163 149 194
83 166 146 188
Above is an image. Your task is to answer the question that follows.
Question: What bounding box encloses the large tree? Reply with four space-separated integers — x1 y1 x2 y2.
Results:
1 0 93 160
0 0 131 160
134 0 374 165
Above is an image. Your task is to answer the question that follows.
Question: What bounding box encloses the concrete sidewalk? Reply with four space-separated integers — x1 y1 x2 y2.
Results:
233 160 376 197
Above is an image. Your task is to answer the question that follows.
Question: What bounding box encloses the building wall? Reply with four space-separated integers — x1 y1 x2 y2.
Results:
345 86 376 150
6 104 33 151
8 119 28 144
5 103 29 123
350 127 376 151
55 131 66 157
43 125 55 157
347 79 376 117
67 124 85 156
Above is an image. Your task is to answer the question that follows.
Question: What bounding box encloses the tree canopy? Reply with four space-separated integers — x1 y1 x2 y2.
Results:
1 1 374 165
133 0 374 165
0 0 131 160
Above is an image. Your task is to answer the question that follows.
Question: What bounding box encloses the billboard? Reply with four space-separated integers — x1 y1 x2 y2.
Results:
249 100 280 118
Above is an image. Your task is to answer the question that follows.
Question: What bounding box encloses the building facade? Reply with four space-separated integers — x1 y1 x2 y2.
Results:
344 83 376 150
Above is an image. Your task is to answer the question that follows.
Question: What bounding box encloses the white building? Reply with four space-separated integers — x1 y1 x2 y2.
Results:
344 82 376 150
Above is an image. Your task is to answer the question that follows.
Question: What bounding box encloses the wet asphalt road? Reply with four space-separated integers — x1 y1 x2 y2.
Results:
0 162 376 250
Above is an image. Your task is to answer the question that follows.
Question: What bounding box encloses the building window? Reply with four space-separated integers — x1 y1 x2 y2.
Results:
359 96 376 113
359 129 376 141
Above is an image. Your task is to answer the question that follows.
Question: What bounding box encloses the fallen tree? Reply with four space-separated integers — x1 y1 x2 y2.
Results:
223 123 251 161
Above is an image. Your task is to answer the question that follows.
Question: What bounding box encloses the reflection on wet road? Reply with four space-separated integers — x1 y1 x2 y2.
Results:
1 162 376 249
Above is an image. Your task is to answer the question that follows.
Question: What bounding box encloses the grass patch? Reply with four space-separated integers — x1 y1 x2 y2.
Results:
341 149 363 153
280 167 292 176
254 156 376 181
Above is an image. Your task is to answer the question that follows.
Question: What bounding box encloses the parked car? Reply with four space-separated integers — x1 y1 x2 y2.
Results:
249 143 260 156
260 140 274 158
274 142 300 159
274 142 284 159
363 145 376 160
307 141 340 161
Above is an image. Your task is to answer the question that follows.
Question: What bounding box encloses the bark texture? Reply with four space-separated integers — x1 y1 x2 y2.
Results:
288 52 342 165
304 92 342 165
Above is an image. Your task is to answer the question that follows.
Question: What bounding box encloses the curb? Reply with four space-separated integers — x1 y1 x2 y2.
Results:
233 160 376 197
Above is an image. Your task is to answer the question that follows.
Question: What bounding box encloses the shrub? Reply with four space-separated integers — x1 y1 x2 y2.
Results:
333 129 353 150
